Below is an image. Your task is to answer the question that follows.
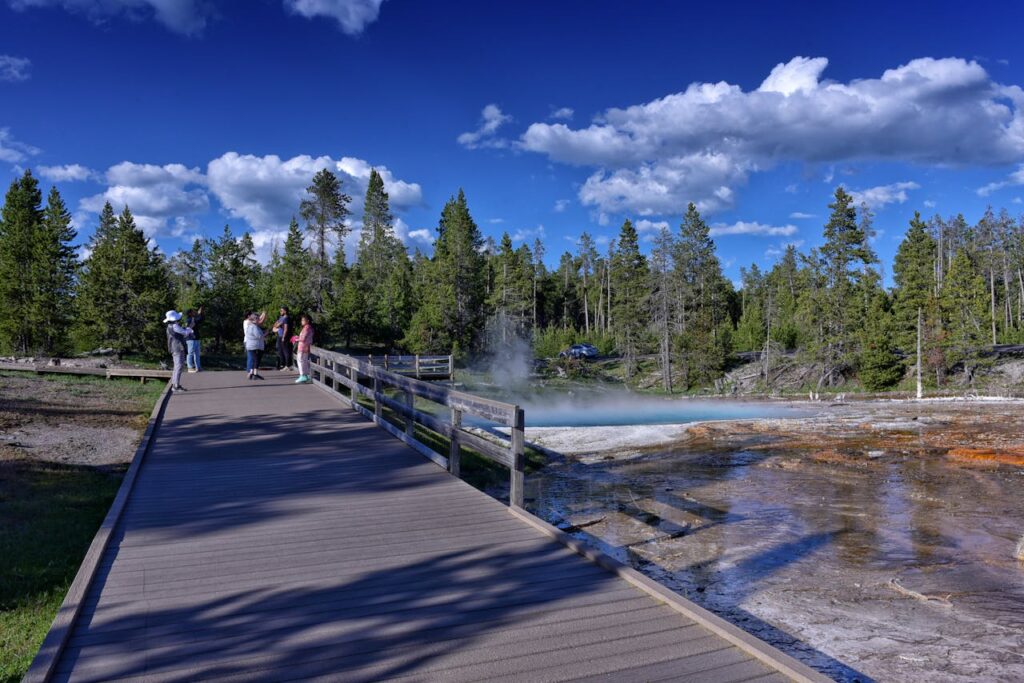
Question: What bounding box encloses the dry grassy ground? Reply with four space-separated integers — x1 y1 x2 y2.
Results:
0 372 163 683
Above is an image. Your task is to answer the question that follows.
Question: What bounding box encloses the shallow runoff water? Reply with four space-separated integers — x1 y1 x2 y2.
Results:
514 397 1024 682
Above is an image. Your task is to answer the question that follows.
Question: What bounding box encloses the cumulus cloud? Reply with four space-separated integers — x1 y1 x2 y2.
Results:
39 163 97 182
10 0 209 35
550 107 574 121
710 221 798 237
457 104 512 149
206 152 421 232
766 239 805 259
634 219 669 233
553 198 570 212
81 162 208 237
521 56 1024 217
408 228 432 243
924 199 937 207
848 181 920 208
977 164 1024 196
0 127 39 163
0 55 31 82
283 0 385 34
789 211 815 219
511 224 545 243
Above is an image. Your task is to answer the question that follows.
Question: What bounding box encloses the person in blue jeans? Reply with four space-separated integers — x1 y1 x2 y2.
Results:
272 306 292 371
185 306 204 372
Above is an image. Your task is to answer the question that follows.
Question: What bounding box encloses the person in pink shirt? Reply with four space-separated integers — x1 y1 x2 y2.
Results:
295 314 314 384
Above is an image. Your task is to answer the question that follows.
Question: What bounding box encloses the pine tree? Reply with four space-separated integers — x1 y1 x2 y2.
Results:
77 205 172 354
674 203 731 387
649 227 676 392
203 225 262 350
32 187 78 354
892 212 938 355
857 291 903 391
270 218 314 315
610 220 648 380
940 248 991 384
0 170 43 353
430 189 485 355
300 169 351 314
356 169 412 347
817 187 876 386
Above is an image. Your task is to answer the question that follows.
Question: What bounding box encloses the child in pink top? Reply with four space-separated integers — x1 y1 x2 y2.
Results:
295 314 314 384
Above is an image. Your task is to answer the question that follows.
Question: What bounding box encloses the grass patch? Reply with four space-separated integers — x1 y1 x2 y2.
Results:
0 372 162 682
0 461 123 682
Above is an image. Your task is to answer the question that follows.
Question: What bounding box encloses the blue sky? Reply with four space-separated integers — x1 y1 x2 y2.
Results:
3 1 1024 285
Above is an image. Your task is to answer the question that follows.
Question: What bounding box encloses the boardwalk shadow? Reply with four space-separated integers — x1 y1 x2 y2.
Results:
63 542 627 681
119 408 446 542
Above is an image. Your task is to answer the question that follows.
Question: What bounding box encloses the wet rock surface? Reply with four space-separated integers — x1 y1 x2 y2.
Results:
527 400 1024 682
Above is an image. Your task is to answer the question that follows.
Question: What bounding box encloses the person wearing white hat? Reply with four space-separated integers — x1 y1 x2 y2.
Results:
164 310 193 393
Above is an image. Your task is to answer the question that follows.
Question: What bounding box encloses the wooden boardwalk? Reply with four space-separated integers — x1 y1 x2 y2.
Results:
36 370 825 682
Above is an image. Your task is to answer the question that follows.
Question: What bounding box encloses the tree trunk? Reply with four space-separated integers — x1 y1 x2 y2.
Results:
916 307 923 400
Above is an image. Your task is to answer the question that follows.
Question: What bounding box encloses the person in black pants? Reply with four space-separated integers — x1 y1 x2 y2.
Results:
273 306 293 371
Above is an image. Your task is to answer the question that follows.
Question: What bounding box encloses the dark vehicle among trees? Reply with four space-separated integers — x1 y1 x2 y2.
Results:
559 343 599 359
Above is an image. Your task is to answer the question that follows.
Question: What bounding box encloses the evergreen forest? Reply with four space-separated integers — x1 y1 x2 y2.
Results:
3 166 1022 392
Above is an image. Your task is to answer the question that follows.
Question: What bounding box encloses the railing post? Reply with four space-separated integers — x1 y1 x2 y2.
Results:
404 390 415 437
415 354 421 379
351 367 359 409
384 355 389 370
448 354 454 380
449 408 462 478
373 376 383 422
510 406 525 508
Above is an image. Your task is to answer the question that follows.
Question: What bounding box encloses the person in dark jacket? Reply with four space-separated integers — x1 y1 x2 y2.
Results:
272 306 292 371
164 310 193 393
185 306 204 372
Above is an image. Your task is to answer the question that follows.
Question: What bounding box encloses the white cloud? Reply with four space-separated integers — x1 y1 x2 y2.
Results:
849 181 920 208
1014 197 1023 205
710 221 798 237
553 198 570 212
789 211 815 219
206 152 421 232
38 163 98 182
765 239 805 259
488 218 505 224
283 0 385 34
10 0 209 35
521 56 1024 217
924 199 937 208
550 107 574 121
81 161 208 237
634 219 669 233
511 224 545 243
408 228 432 243
0 127 39 163
784 183 799 194
457 104 512 150
0 55 31 82
977 164 1024 196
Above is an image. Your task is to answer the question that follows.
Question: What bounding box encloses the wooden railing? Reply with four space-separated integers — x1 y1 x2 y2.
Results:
353 354 453 379
310 346 525 507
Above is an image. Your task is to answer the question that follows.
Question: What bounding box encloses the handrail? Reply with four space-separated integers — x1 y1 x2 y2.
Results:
310 346 525 507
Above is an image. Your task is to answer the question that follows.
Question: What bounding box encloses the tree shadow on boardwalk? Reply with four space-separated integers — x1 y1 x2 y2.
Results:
60 542 647 682
116 408 448 543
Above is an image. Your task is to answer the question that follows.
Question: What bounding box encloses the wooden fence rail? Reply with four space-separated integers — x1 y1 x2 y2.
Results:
310 346 525 506
353 354 454 379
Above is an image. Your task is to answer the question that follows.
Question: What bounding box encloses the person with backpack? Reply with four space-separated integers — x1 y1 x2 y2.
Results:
185 306 204 373
164 310 193 393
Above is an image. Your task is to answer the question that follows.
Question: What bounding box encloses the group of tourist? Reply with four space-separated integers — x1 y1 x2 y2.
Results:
163 306 315 393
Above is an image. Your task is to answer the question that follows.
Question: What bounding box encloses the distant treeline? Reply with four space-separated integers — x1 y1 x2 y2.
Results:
1 166 1020 391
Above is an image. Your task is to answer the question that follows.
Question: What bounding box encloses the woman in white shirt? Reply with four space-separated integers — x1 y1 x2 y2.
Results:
243 311 268 380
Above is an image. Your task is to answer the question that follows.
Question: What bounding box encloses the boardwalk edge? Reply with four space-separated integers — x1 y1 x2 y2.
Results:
23 381 174 683
508 504 833 683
